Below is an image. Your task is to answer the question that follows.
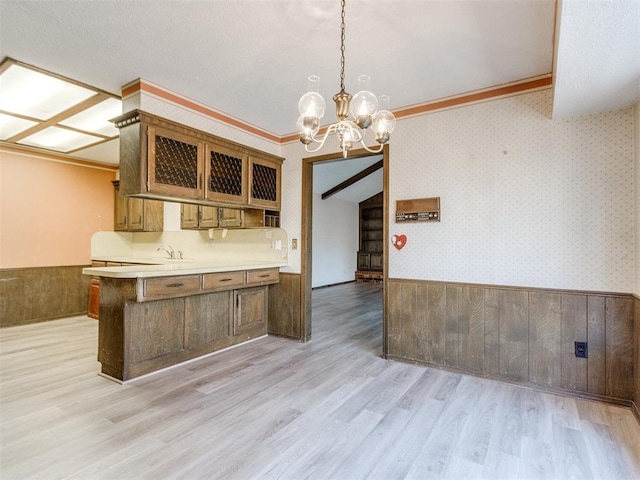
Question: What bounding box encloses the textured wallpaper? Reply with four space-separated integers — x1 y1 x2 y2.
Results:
388 90 634 292
125 88 281 157
131 85 636 293
634 101 640 296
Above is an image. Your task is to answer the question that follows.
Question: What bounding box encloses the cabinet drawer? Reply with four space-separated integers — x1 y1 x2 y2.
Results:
246 268 279 285
203 271 245 290
142 275 201 298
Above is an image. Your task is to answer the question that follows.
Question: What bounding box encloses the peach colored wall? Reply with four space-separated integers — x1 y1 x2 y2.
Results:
0 149 115 268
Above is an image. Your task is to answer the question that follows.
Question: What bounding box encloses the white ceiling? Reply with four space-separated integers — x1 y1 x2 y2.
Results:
313 154 383 203
1 0 638 201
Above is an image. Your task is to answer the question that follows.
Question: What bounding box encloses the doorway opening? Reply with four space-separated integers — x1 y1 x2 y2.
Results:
300 145 389 355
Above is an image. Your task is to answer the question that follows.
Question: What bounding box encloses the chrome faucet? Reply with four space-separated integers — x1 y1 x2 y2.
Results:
157 245 175 259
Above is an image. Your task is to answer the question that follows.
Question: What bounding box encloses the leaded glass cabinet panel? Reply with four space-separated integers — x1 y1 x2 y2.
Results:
205 143 247 205
248 156 281 209
147 125 203 199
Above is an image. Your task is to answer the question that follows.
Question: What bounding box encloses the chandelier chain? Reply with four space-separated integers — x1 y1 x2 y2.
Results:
297 0 395 157
339 0 346 92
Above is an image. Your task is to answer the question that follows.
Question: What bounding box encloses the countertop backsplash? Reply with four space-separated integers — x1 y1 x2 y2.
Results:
91 228 288 264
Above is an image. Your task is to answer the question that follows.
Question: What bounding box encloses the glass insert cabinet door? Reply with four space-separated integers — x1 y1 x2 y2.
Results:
205 143 248 205
249 157 281 209
146 125 204 199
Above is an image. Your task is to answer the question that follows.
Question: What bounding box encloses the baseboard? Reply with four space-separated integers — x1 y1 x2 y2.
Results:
632 401 640 424
312 280 356 290
268 331 307 342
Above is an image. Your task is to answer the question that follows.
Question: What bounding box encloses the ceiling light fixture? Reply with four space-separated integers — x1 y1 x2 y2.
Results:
0 58 122 154
296 0 396 158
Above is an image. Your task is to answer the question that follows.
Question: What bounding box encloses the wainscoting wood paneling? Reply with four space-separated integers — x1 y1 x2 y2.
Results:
387 278 636 403
458 286 484 374
560 294 588 392
0 266 91 327
606 296 634 400
484 288 500 377
499 289 529 381
267 273 303 341
587 296 606 395
529 291 561 388
634 295 640 420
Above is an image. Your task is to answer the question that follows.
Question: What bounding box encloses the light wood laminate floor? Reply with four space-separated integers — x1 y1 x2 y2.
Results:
1 282 639 479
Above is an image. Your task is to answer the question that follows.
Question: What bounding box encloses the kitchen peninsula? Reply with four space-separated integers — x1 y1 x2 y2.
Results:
84 228 287 382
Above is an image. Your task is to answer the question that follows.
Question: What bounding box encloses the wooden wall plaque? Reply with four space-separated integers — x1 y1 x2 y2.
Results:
395 197 440 222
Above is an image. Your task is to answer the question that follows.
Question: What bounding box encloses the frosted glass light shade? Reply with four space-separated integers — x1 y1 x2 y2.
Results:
372 110 396 144
298 75 326 119
296 114 319 144
298 92 326 119
350 75 378 129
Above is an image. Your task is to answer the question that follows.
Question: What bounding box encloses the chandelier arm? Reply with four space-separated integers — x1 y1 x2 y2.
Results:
356 126 384 153
303 124 338 153
350 125 363 142
360 142 385 154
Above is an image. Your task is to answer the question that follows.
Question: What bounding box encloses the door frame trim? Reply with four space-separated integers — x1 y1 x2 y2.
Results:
300 145 389 355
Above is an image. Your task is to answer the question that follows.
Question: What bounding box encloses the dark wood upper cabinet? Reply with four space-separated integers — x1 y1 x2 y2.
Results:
113 181 163 232
147 125 203 199
249 156 281 210
205 143 248 205
113 110 282 210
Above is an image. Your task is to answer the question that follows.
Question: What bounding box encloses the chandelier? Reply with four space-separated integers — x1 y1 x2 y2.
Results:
296 0 396 158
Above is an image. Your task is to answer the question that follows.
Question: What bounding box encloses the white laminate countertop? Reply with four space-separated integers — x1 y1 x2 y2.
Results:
83 257 287 279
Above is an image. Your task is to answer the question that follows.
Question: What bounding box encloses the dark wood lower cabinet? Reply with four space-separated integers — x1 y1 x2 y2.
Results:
87 279 100 319
98 276 272 382
185 291 233 349
234 287 268 337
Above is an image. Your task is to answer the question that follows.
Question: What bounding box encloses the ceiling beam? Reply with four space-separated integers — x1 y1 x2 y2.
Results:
321 159 383 200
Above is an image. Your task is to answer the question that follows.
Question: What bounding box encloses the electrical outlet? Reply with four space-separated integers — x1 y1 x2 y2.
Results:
574 341 588 358
292 238 298 250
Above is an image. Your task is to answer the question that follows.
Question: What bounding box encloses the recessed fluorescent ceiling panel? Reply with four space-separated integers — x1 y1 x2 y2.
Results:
0 58 121 156
0 64 96 120
0 113 37 140
19 126 103 152
59 98 122 136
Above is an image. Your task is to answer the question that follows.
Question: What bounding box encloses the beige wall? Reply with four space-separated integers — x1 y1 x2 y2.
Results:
0 148 115 268
282 89 636 294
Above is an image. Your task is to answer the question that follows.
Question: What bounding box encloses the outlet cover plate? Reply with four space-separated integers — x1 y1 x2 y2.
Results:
575 341 588 358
